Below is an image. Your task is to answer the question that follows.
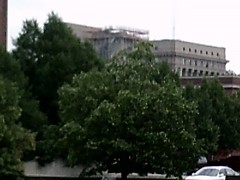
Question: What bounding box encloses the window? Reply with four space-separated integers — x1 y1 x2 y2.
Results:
206 51 208 55
189 48 191 52
183 47 185 51
195 60 197 66
217 53 219 56
219 169 227 176
183 58 186 65
226 168 235 176
197 169 219 176
211 52 214 56
195 49 197 53
200 50 203 54
155 46 158 50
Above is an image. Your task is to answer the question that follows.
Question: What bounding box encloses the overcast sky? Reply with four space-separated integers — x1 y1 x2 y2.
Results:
8 0 240 73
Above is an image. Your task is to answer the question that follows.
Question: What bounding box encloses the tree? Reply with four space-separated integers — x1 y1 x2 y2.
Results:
113 41 180 85
12 13 104 125
218 90 240 150
0 47 46 133
0 76 35 180
183 78 240 158
12 19 41 90
184 80 220 156
57 59 202 179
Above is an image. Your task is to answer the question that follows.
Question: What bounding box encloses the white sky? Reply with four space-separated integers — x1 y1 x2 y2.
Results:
8 0 240 73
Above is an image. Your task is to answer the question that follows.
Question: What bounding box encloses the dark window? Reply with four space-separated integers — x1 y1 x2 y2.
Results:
183 47 185 51
217 53 219 56
219 169 227 176
197 169 219 176
200 50 203 54
206 51 208 55
211 52 214 56
155 46 158 50
195 49 197 53
189 48 191 52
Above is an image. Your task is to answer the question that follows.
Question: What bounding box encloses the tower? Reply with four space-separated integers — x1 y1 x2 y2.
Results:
0 0 7 49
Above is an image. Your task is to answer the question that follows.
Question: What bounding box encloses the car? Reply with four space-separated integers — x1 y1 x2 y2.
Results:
185 166 239 180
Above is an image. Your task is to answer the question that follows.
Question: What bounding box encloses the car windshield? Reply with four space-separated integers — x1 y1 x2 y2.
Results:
196 169 219 176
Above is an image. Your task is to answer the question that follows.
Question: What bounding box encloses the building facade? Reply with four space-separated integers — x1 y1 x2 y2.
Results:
152 40 228 77
180 76 240 94
67 23 149 59
67 23 229 77
0 0 7 48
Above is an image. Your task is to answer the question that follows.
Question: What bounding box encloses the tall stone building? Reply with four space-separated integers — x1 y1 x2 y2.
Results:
67 23 228 77
0 0 7 48
152 40 228 77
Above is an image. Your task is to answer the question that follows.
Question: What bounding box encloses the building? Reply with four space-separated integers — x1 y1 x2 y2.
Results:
67 23 232 79
67 23 149 59
0 0 7 48
152 40 228 77
180 76 240 94
68 23 228 77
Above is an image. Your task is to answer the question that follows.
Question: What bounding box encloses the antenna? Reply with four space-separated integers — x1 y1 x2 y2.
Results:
172 0 176 39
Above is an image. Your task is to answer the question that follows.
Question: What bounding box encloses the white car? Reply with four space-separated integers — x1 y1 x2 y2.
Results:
185 166 239 180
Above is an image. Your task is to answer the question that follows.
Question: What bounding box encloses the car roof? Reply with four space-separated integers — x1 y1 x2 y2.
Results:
200 166 230 170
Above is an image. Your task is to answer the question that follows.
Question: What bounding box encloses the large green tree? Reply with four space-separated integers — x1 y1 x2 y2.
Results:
184 78 240 158
0 76 35 180
57 59 202 178
12 13 103 125
0 47 46 132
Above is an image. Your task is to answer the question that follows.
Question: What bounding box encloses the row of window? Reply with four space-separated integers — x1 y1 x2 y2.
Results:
182 58 224 69
183 47 219 57
180 68 221 77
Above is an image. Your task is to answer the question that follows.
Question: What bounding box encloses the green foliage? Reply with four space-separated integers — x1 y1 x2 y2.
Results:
219 91 240 150
0 47 46 132
58 60 201 178
184 78 240 156
113 41 154 63
128 41 155 62
112 41 180 85
0 76 35 180
0 47 26 88
12 12 103 125
12 19 41 88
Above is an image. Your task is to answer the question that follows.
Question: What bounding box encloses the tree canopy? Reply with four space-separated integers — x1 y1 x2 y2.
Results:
12 13 103 125
0 76 35 180
7 11 240 179
0 46 46 133
57 58 202 178
184 78 240 157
